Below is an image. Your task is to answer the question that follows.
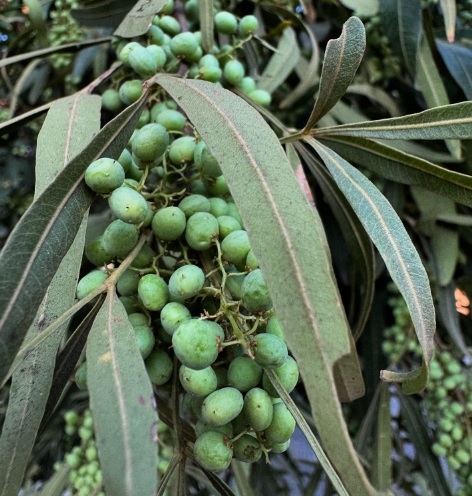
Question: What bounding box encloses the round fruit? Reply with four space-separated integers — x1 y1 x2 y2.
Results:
119 80 143 105
252 333 288 369
172 319 219 369
178 194 211 218
201 387 244 426
195 420 233 438
145 350 173 385
224 60 245 86
159 15 181 36
76 270 107 299
214 11 237 35
84 236 113 266
170 32 199 58
239 15 259 37
131 243 156 268
169 136 196 164
119 41 141 65
241 269 273 312
108 187 149 225
102 220 138 259
119 296 138 314
249 89 271 106
85 158 125 194
217 216 241 239
199 65 222 82
147 25 165 45
155 109 186 131
101 89 122 112
238 76 257 95
117 148 132 172
179 365 218 396
168 264 205 300
225 267 245 300
243 387 274 431
245 249 258 270
132 123 169 162
204 175 230 196
134 324 155 358
193 431 233 472
128 313 148 327
262 356 299 397
116 269 139 296
233 434 262 463
221 230 251 267
152 206 186 241
265 439 290 453
185 212 219 251
209 198 228 218
266 316 285 341
138 274 169 311
128 44 158 77
75 362 88 389
200 145 222 177
227 202 243 225
227 355 262 392
205 320 225 342
146 44 166 69
264 402 296 444
160 302 192 335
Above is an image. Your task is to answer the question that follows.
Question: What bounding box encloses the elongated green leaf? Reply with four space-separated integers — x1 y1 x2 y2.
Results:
340 0 379 17
416 36 461 159
380 0 422 77
312 101 472 140
432 224 458 286
114 0 168 38
318 136 472 208
39 463 70 496
304 17 365 130
439 0 457 42
371 384 392 490
87 291 158 496
155 76 375 495
72 0 136 28
0 94 101 496
436 41 472 99
307 138 436 393
346 84 401 117
258 27 300 94
198 0 214 53
0 92 148 385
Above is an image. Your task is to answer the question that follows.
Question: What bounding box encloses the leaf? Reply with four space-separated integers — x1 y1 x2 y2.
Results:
39 463 70 496
436 41 472 99
317 136 472 208
306 138 436 393
339 0 379 17
72 0 137 28
0 95 101 495
257 27 300 94
198 0 214 54
87 291 158 496
416 36 461 159
0 100 53 135
0 92 148 385
114 0 168 38
312 101 472 140
380 0 422 77
346 84 401 117
155 76 376 495
439 0 457 43
371 384 392 490
304 16 365 130
398 393 453 496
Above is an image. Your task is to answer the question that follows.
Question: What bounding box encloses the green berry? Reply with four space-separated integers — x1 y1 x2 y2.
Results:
178 194 211 218
132 123 169 162
117 148 133 172
85 236 113 266
168 264 205 300
119 296 138 314
209 197 228 217
148 24 165 44
75 362 88 389
128 44 158 77
221 230 251 267
85 158 125 194
160 302 192 335
76 270 107 299
243 387 274 431
170 32 199 58
102 220 138 259
195 143 222 177
194 431 233 472
227 355 263 392
224 60 245 85
145 349 173 385
238 76 257 95
134 324 155 358
152 206 186 241
102 89 123 112
249 89 271 106
204 175 230 196
217 215 241 239
108 187 149 225
201 387 244 426
117 269 139 296
119 80 143 105
179 365 218 396
245 249 259 270
265 439 290 453
119 41 141 65
131 243 156 268
138 274 169 311
227 202 243 225
159 15 181 36
146 44 167 69
225 267 245 300
156 109 186 131
239 15 259 37
233 434 262 463
199 65 223 82
215 12 237 35
264 402 295 444
262 356 299 397
252 333 287 369
242 269 273 312
128 313 148 327
195 419 233 438
185 212 219 251
169 136 196 164
66 453 81 469
266 316 284 340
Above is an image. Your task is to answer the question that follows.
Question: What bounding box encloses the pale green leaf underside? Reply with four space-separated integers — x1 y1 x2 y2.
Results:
114 0 168 37
198 0 214 54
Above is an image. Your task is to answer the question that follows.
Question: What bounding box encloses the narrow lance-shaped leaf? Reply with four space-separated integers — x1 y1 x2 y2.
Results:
436 41 472 99
371 384 392 491
87 290 158 496
306 138 436 394
114 0 168 38
439 0 457 42
0 94 101 496
312 101 472 140
198 0 214 54
0 92 148 385
303 16 365 131
155 75 375 495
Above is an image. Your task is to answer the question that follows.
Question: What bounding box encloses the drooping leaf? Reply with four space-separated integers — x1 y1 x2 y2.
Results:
380 0 422 77
258 27 300 94
0 94 101 496
114 0 168 38
0 92 149 385
317 135 472 208
371 384 392 490
439 0 457 42
312 101 472 140
198 0 214 53
339 0 379 17
87 291 158 496
306 138 436 393
436 41 472 99
304 16 365 130
155 75 375 495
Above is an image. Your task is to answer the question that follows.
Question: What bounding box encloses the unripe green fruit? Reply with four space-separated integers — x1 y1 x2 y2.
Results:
233 434 262 463
145 349 173 385
138 274 169 311
266 316 285 341
136 108 150 129
199 54 220 68
249 89 271 106
160 302 192 335
185 212 219 251
132 123 169 162
179 194 211 218
204 175 230 196
66 453 81 469
243 387 274 431
214 11 237 35
200 145 222 177
102 89 122 112
131 243 156 268
195 420 233 438
109 187 149 225
184 0 199 22
194 431 233 472
227 202 243 225
224 60 245 85
179 365 218 396
265 439 290 453
172 320 219 369
76 270 107 299
245 249 258 270
169 136 196 164
85 236 113 266
199 64 223 82
205 320 225 343
215 367 229 388
264 402 295 444
85 158 125 194
120 296 138 314
117 269 139 296
128 44 157 77
221 230 251 267
156 108 186 131
239 15 259 37
102 220 138 259
202 387 244 426
75 362 88 389
128 313 148 327
134 324 155 358
227 356 262 392
188 179 207 195
125 161 144 182
262 356 299 397
159 15 181 36
118 148 133 173
225 267 245 300
242 269 273 312
168 264 205 300
119 41 141 65
208 198 228 218
119 80 143 105
148 24 165 44
217 216 241 239
152 206 186 241
238 76 257 95
252 333 287 368
170 32 199 58
146 44 166 69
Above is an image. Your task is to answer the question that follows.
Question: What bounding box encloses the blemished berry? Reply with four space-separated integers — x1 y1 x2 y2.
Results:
168 136 196 164
239 15 259 37
101 89 122 112
132 123 169 162
128 44 158 77
233 434 262 463
224 60 245 86
170 32 199 58
152 206 186 241
168 264 205 300
156 109 186 131
147 24 165 44
193 431 233 472
225 267 245 300
179 194 211 218
201 387 244 426
119 41 142 65
185 212 219 251
252 333 288 369
134 324 155 358
108 187 149 225
160 302 192 335
200 145 222 177
76 270 107 299
227 355 263 392
85 158 125 194
179 365 218 396
204 175 230 196
172 319 219 369
145 349 173 385
138 274 169 311
221 230 251 267
249 89 271 106
119 80 143 105
242 269 273 312
243 387 274 431
214 11 237 35
264 402 296 444
75 362 88 389
262 356 299 397
102 220 138 259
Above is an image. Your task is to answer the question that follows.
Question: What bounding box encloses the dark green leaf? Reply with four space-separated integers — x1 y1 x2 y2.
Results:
38 463 70 496
304 17 365 130
371 384 392 490
436 41 472 99
439 0 457 42
198 0 214 54
0 100 53 136
306 138 436 393
114 0 168 38
72 0 136 28
339 0 379 17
